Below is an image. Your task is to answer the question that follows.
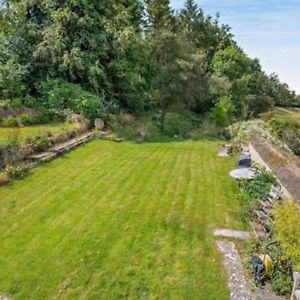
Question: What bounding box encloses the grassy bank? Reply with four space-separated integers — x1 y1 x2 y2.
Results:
0 122 81 143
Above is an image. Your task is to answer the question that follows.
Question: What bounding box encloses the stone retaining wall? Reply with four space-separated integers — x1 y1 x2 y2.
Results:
249 135 300 204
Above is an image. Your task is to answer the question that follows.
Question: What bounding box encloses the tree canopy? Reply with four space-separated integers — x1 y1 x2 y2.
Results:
0 0 298 127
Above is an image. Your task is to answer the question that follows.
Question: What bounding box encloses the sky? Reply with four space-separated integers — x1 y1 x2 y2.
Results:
170 0 300 94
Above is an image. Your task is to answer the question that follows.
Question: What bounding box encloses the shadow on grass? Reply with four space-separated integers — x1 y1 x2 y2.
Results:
143 134 225 144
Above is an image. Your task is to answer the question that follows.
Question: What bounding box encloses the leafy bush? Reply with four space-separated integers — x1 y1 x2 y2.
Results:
19 111 53 126
238 168 276 222
33 136 51 152
274 200 300 271
209 96 233 127
268 118 300 155
19 114 37 126
227 119 291 152
271 269 293 295
5 135 21 151
240 169 276 200
5 164 29 179
1 116 22 127
163 112 199 137
38 79 104 120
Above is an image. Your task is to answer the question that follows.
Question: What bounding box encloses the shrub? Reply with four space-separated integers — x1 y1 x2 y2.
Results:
1 116 22 127
271 270 293 295
6 135 21 151
33 136 51 152
38 79 104 120
274 200 300 271
209 96 233 127
5 164 29 179
227 119 291 152
19 114 37 126
238 168 276 222
240 169 276 201
163 112 199 137
268 118 300 155
22 94 39 108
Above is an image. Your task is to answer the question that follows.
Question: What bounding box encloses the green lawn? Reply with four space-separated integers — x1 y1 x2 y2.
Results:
0 139 242 299
0 122 79 143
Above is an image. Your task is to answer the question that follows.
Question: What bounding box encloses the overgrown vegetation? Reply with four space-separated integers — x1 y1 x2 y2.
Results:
237 168 295 295
227 119 291 152
260 108 300 155
238 168 276 222
248 241 293 295
274 200 300 271
0 0 298 134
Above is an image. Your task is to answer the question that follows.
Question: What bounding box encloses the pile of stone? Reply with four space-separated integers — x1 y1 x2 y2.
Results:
251 185 283 240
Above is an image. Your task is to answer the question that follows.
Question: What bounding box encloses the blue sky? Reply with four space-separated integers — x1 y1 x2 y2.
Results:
170 0 300 93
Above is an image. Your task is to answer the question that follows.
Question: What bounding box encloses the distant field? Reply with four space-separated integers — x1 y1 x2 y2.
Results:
0 122 80 143
0 139 242 299
260 107 300 124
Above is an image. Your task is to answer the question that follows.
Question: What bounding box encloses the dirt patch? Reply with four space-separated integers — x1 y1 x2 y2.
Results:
0 294 10 300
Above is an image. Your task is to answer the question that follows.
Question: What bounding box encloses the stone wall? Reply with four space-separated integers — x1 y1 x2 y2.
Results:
249 135 300 203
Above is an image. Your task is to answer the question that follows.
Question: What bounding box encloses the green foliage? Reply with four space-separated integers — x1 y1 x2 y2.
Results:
212 45 256 81
268 117 300 155
38 80 104 120
32 135 51 152
238 169 276 222
151 31 208 131
209 96 233 127
227 119 291 152
1 111 62 127
0 51 28 100
5 164 29 179
274 200 300 271
271 269 293 295
1 116 22 127
0 0 296 128
163 112 198 137
240 169 276 200
145 0 173 33
22 94 39 108
19 113 47 126
267 74 297 107
5 135 21 151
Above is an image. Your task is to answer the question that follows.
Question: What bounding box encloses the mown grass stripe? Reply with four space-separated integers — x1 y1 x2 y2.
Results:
0 139 242 299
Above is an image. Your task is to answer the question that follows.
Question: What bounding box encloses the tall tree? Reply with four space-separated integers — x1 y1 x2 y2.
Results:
145 0 173 34
152 32 207 131
180 0 199 38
